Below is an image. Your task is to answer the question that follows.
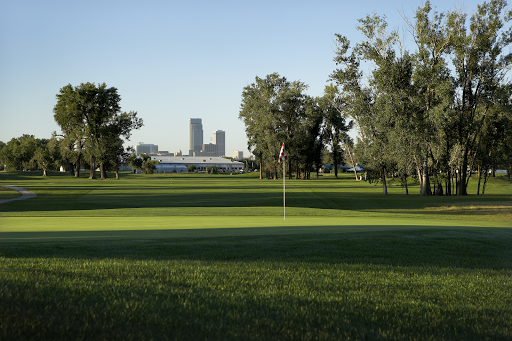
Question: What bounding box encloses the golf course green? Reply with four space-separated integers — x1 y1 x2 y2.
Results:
1 171 511 340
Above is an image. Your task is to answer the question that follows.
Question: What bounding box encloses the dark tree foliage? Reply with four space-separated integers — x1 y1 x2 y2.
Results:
53 83 143 179
330 0 512 195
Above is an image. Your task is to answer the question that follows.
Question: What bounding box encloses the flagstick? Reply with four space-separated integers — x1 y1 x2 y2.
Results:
283 159 286 220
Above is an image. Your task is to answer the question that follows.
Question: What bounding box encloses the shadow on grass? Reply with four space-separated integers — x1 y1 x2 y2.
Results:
1 227 511 270
2 228 512 340
2 186 507 213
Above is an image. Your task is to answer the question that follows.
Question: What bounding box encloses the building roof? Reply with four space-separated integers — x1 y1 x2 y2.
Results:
150 155 243 166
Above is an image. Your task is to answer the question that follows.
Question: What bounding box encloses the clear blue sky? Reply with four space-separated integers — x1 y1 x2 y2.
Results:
0 0 486 156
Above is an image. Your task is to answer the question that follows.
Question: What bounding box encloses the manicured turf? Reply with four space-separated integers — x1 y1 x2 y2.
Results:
0 186 21 200
0 171 511 340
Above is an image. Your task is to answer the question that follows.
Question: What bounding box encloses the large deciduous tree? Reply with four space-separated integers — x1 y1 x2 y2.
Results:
239 73 308 179
53 82 143 180
447 0 512 195
32 136 61 176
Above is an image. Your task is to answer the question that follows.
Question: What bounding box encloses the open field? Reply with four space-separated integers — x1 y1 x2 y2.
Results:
0 171 511 340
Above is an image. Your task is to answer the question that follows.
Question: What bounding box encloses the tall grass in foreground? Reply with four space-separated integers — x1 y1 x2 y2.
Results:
1 229 511 340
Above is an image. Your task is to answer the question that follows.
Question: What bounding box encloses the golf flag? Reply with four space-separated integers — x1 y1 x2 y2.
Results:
279 143 286 219
278 143 287 163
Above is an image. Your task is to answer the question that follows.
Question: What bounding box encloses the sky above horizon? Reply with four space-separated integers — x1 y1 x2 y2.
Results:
1 0 488 157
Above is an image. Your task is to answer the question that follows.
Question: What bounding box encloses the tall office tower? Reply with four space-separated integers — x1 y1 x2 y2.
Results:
189 118 203 155
213 130 225 157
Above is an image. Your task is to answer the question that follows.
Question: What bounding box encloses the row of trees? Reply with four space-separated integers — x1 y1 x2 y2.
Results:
0 134 61 176
239 0 512 195
0 83 143 179
331 0 512 195
239 74 353 180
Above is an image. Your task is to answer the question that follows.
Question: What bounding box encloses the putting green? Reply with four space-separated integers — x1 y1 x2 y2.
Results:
1 216 510 242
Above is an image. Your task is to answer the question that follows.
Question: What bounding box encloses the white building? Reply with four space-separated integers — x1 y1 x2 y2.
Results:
231 151 243 160
152 155 244 173
136 142 158 155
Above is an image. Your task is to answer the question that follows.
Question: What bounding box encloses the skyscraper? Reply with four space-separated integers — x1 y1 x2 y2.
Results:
213 130 225 157
189 118 203 156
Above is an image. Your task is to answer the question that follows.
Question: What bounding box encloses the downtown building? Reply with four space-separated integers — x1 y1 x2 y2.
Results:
136 142 158 155
188 118 225 157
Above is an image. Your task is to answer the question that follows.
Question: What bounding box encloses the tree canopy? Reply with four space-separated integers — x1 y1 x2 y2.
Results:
328 0 512 195
53 82 143 179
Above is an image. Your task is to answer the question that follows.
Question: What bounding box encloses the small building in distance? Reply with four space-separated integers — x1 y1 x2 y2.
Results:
151 155 244 173
231 151 243 160
136 142 158 155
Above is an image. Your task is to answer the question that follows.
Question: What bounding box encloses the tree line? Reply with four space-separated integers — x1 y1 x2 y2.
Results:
0 82 143 179
239 0 512 195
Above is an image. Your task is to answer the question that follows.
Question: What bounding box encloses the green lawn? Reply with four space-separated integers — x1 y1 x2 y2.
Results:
0 171 511 340
0 186 21 200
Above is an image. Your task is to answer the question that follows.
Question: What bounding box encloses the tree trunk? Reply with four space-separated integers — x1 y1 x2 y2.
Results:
420 158 430 196
455 168 460 195
89 155 97 179
353 170 359 180
459 148 469 195
100 163 106 180
74 153 82 178
42 168 47 177
68 163 74 176
446 168 452 196
115 170 119 180
382 172 388 195
482 171 489 195
416 166 423 195
259 161 263 180
477 165 482 195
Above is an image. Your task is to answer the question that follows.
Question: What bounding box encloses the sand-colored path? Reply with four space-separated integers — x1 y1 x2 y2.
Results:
0 186 37 204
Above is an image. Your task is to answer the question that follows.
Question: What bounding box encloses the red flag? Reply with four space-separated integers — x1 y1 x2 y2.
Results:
278 143 287 163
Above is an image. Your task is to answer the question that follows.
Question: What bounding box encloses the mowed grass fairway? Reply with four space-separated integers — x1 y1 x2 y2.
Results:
1 171 511 340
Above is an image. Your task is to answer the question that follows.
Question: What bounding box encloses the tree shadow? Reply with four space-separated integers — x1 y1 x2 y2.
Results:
1 227 511 271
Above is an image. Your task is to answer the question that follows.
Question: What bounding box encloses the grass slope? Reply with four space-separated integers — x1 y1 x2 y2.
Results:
0 171 511 340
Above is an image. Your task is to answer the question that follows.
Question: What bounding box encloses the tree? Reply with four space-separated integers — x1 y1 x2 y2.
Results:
127 154 143 173
447 0 512 195
187 164 197 173
207 165 218 174
53 82 143 180
330 1 512 196
141 154 159 174
0 141 5 170
239 73 309 180
321 84 352 179
95 111 143 179
32 136 61 176
0 135 37 171
128 153 159 174
405 1 454 196
330 16 402 194
104 141 134 180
